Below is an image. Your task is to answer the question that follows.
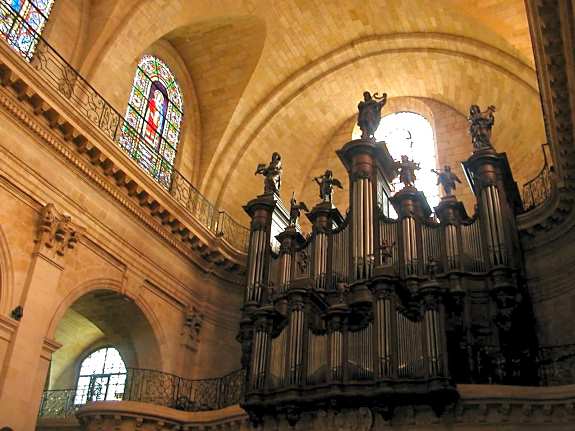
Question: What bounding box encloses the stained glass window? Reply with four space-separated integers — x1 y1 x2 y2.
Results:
120 55 184 189
74 347 127 405
0 0 55 61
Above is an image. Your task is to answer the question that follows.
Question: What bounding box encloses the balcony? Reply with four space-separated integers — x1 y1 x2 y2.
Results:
0 1 249 270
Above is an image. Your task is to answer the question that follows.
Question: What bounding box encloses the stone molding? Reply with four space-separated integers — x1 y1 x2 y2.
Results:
0 42 246 285
518 0 575 248
0 314 18 344
72 385 575 430
40 337 62 361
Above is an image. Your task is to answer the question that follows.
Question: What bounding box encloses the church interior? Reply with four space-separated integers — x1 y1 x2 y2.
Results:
0 0 574 430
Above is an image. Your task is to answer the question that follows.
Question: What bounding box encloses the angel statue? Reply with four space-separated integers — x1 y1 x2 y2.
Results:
357 91 387 140
255 152 282 194
313 169 343 202
395 155 420 188
431 165 462 196
289 193 309 226
468 104 496 150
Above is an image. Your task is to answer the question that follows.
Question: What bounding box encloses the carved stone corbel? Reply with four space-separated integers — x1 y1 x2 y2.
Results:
182 305 204 351
35 203 81 259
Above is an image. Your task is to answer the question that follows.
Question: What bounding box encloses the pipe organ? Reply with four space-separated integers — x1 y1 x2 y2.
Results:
239 111 535 425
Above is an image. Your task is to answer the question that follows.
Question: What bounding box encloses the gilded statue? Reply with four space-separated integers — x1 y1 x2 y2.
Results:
313 169 343 202
432 165 461 196
395 155 420 188
468 104 496 150
357 91 387 140
255 152 282 194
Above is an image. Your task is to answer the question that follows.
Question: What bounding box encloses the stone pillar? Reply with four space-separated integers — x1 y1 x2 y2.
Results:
0 203 80 430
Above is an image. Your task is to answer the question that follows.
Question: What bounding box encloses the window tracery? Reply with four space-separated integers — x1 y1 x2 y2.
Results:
0 0 55 60
120 55 184 188
74 347 127 405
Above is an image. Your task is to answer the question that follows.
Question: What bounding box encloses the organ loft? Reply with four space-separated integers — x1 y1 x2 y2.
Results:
238 93 535 426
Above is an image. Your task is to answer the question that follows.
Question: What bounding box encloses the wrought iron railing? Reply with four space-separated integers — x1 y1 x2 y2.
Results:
0 1 249 252
39 368 245 418
521 144 554 211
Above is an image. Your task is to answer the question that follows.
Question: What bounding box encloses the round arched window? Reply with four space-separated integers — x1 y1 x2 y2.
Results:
353 112 440 212
74 347 127 404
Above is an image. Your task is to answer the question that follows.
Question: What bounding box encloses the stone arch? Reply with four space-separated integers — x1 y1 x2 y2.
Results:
0 225 14 316
206 36 544 221
41 0 90 68
46 279 165 389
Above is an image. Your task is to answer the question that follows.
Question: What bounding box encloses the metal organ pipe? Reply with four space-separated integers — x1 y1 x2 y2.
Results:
445 224 459 271
402 217 417 275
358 179 364 278
314 233 327 289
330 329 343 380
279 253 291 292
481 185 506 266
250 329 269 389
375 296 392 377
288 307 304 385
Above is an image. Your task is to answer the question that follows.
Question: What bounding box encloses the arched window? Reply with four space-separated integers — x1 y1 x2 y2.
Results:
353 112 440 214
0 0 55 60
120 55 184 188
74 347 127 405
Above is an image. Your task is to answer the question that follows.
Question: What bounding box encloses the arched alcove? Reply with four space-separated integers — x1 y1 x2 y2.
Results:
48 289 161 390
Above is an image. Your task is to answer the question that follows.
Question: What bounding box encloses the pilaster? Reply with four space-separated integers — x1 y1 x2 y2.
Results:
0 203 81 430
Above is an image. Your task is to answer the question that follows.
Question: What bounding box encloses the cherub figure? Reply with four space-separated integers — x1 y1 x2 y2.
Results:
255 152 282 194
289 193 309 226
357 91 387 140
431 165 462 196
395 155 420 188
313 169 343 202
468 105 496 150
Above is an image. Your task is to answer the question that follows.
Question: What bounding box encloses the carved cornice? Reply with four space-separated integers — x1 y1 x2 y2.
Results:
519 0 575 248
71 385 575 429
0 44 246 283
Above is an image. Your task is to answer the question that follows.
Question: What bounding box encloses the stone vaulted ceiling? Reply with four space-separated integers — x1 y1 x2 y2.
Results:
65 0 544 223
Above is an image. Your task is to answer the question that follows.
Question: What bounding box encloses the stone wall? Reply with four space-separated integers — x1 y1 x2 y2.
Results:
0 57 242 431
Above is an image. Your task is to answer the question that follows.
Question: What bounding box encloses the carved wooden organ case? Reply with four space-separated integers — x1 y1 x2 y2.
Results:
238 138 536 425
